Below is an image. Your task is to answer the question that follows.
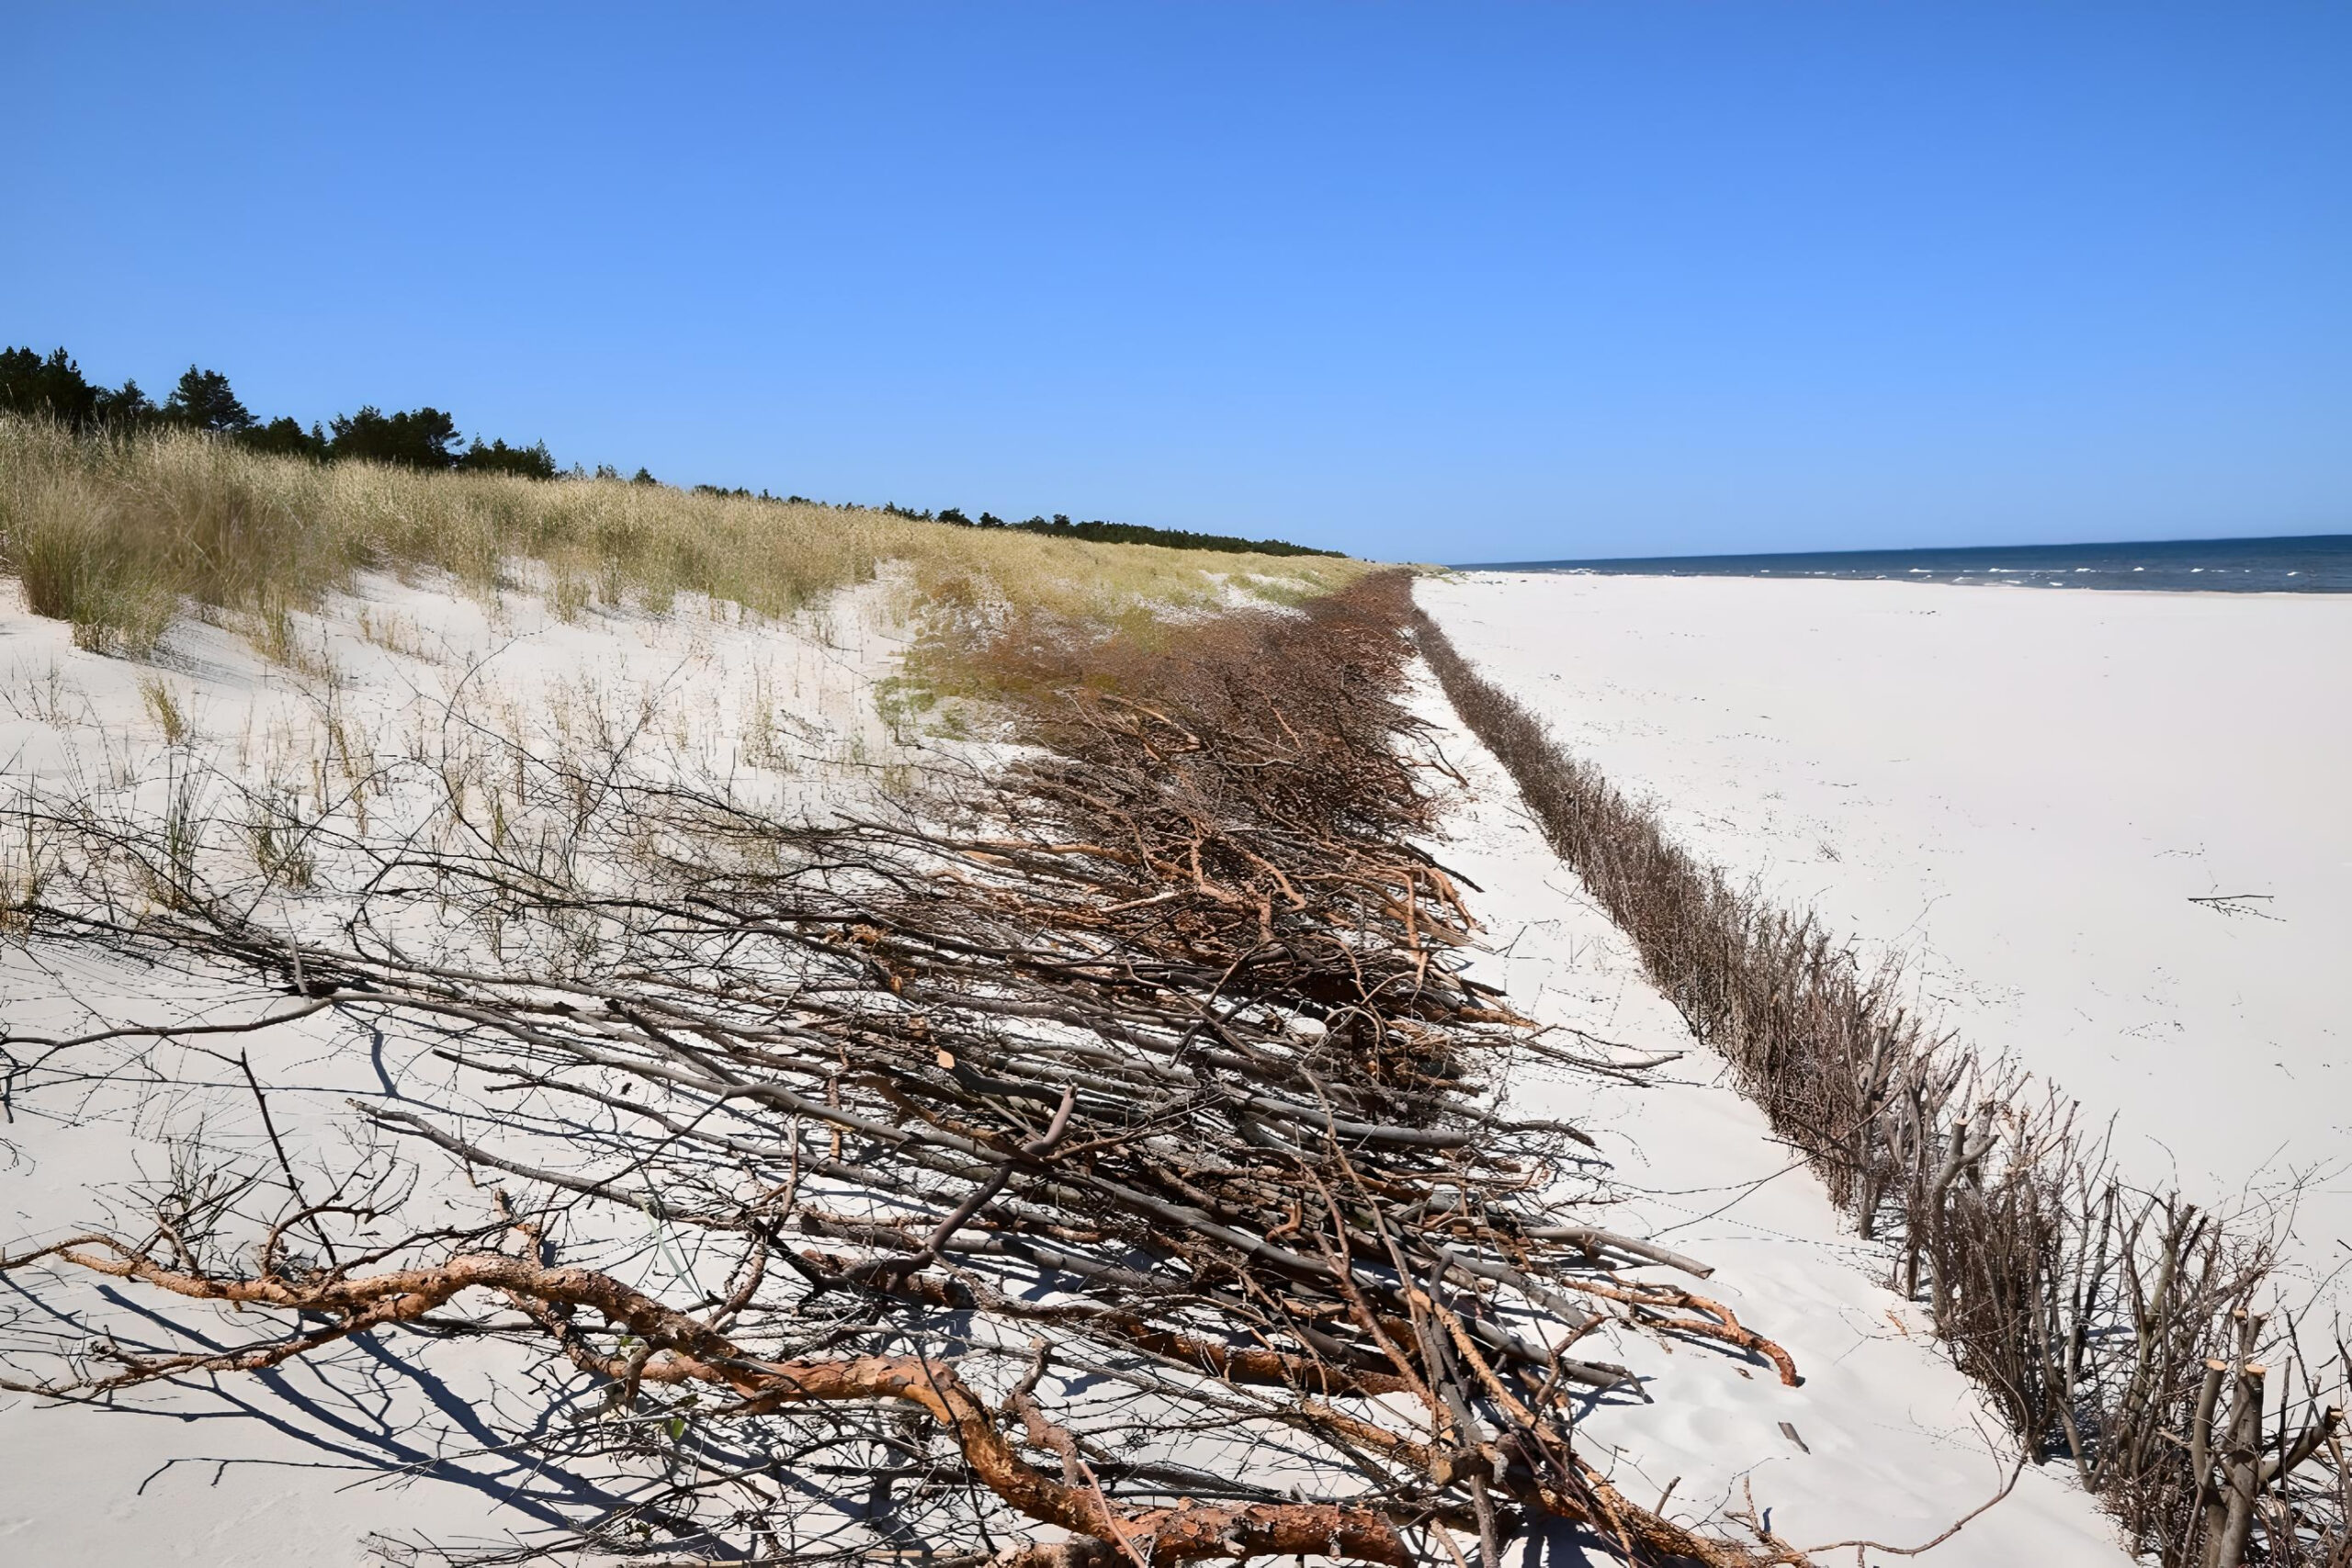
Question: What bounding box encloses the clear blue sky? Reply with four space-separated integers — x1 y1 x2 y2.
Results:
11 5 2347 562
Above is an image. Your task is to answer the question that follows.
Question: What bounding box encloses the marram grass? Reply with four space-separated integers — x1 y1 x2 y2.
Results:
0 417 1366 655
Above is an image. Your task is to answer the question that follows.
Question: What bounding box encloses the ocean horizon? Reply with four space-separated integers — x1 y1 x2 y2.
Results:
1457 531 2352 592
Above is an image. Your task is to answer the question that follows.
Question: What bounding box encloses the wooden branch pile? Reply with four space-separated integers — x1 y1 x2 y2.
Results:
1413 604 2350 1568
3 573 1810 1566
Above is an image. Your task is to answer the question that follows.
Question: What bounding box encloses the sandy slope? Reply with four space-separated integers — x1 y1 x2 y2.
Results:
1418 571 2352 1305
0 571 922 1562
1406 664 2130 1565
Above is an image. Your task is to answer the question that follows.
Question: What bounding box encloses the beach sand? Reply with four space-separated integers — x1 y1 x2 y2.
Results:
1419 571 2352 1303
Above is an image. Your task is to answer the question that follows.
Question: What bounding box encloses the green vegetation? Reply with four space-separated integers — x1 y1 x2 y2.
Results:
1006 513 1341 557
888 502 1340 558
1 344 559 478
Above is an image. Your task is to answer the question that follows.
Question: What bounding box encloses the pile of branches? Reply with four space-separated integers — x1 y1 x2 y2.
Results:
1412 604 2350 1568
3 573 1807 1565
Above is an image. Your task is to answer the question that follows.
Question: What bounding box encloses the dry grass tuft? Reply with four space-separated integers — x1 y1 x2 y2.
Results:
136 675 192 746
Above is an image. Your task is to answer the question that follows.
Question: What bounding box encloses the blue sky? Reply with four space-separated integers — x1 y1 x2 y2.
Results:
11 5 2347 562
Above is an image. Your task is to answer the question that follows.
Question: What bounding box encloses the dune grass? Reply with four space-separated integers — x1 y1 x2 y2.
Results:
0 417 1366 657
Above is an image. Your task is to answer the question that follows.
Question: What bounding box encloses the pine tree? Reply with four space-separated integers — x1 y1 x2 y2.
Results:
163 366 254 433
0 345 100 429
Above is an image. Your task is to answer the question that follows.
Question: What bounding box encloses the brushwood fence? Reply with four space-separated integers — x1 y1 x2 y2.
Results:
1411 602 2346 1568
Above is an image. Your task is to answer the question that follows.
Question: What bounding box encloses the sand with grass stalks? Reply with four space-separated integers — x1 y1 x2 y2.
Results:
0 557 1033 1562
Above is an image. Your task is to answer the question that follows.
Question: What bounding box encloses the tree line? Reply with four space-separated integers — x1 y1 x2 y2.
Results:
897 506 1341 558
1 344 559 478
3 343 1343 558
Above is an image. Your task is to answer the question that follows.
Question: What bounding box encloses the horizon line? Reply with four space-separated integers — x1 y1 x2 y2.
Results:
1453 527 2352 572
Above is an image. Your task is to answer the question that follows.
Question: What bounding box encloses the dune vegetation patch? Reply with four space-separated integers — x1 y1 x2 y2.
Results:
0 416 1366 661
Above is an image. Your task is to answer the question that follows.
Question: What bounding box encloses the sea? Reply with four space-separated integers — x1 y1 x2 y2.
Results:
1457 532 2352 593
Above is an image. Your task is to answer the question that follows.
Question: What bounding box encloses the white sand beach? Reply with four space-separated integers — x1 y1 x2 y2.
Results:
1419 571 2352 1303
